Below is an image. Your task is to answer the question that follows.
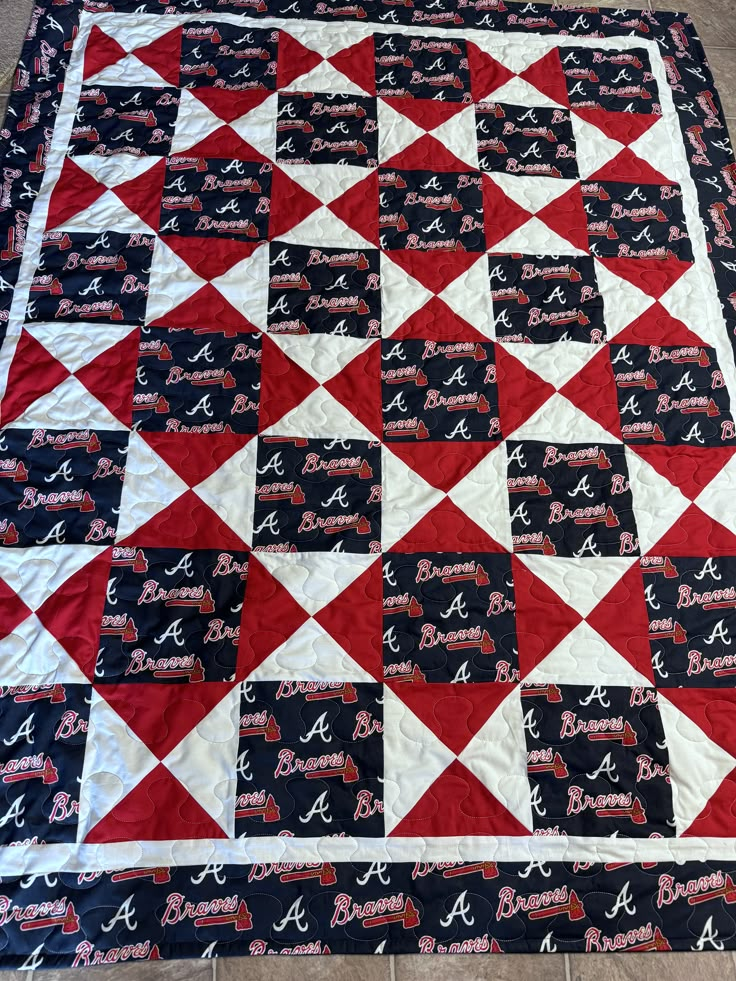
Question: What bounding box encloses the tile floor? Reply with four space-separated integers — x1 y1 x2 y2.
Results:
0 0 735 976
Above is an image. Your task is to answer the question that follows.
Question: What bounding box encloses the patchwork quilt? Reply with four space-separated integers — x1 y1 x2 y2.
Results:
1 0 736 966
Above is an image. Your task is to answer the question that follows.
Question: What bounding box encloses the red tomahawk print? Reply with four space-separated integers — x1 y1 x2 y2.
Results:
19 902 80 935
441 564 490 587
111 868 172 885
587 721 637 747
324 516 372 535
305 683 358 704
111 548 148 573
280 863 337 886
627 927 671 951
14 684 66 704
258 485 306 505
447 629 496 655
384 421 430 440
194 900 253 932
240 714 281 742
384 596 423 617
528 890 586 922
575 506 619 528
164 589 215 614
527 752 569 779
514 535 557 556
326 460 373 479
153 657 205 683
3 756 58 785
520 684 563 703
640 557 678 579
235 793 281 822
687 874 736 905
443 862 499 879
597 796 647 825
363 897 421 930
99 617 138 643
305 754 359 783
648 622 687 645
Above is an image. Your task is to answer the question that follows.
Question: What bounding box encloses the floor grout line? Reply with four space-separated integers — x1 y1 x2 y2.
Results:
390 952 397 981
564 952 573 981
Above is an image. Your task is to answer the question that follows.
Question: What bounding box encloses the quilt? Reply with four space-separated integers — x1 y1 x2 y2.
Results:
1 0 736 967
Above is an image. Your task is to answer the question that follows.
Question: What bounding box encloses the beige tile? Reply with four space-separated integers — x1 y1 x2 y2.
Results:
0 0 36 91
570 951 736 981
219 954 391 981
704 48 736 119
33 958 212 981
651 1 736 49
394 953 567 981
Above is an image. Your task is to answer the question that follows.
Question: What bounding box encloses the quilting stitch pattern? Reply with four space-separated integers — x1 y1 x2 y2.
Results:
0 0 735 966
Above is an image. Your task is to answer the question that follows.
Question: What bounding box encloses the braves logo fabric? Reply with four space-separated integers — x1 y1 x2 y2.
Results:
1 0 736 966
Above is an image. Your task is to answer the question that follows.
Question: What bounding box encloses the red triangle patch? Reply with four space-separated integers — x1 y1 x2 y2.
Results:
0 331 69 426
392 296 489 343
387 442 495 493
558 347 622 438
258 335 320 430
483 174 532 249
630 445 736 502
387 682 516 755
190 88 271 125
323 342 382 439
276 32 323 88
588 146 674 185
391 758 531 836
519 49 569 107
237 555 311 678
513 556 583 678
269 166 322 240
382 96 465 132
83 25 127 80
112 158 166 230
150 283 259 333
36 551 112 680
119 490 249 551
75 330 140 428
650 503 736 557
467 42 515 103
45 158 106 230
392 497 506 553
495 345 556 437
328 36 376 96
99 682 234 759
133 27 182 87
182 125 270 163
142 431 254 486
382 133 472 174
536 183 589 252
328 170 379 246
586 563 654 683
681 765 736 837
573 108 661 147
162 235 262 282
85 764 227 843
387 248 480 295
314 559 383 681
615 305 705 347
599 256 691 300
